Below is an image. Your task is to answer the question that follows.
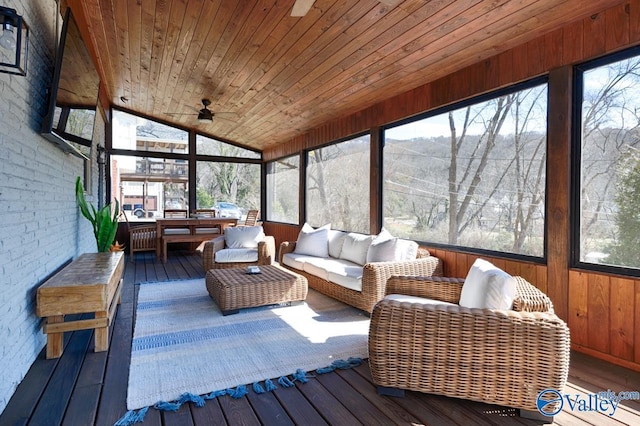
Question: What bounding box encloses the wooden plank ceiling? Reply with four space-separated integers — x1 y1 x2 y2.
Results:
72 0 626 151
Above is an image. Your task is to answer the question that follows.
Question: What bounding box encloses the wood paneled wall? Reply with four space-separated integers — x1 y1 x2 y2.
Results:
264 1 640 372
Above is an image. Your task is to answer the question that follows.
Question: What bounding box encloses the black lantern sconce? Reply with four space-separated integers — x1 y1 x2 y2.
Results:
0 6 28 76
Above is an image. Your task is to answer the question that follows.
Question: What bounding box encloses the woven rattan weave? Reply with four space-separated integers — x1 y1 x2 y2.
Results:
205 265 308 315
368 275 571 417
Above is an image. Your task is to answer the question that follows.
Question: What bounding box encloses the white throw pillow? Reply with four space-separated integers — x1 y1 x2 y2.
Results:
366 237 399 262
459 258 517 310
294 223 330 258
224 226 265 249
327 229 347 258
340 233 374 266
395 239 419 260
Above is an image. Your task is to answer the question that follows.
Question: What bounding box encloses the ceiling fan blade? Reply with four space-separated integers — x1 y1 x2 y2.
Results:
291 0 315 17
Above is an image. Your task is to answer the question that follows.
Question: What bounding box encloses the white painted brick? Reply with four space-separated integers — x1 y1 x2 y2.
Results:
0 0 103 415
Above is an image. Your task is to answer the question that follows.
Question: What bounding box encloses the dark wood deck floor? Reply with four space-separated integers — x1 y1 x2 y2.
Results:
2 251 640 426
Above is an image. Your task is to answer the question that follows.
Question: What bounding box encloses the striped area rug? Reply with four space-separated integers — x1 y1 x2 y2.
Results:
126 278 370 410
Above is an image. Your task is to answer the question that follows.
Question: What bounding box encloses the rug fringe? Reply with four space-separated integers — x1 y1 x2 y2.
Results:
118 359 361 423
316 357 363 374
114 406 148 425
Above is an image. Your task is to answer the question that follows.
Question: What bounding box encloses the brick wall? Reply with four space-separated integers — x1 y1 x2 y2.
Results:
0 0 102 414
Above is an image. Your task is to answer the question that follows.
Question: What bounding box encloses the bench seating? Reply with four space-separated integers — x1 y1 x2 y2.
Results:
36 252 125 359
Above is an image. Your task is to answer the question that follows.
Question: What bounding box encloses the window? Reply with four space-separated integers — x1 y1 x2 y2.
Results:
112 155 188 220
112 110 188 154
196 134 260 159
306 135 370 233
266 155 299 224
577 49 640 270
196 160 261 216
384 81 548 257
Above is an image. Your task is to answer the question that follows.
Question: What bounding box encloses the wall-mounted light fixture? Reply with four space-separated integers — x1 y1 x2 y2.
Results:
0 6 28 76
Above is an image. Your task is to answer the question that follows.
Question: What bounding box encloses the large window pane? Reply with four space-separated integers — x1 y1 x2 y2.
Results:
579 54 640 269
384 83 547 256
196 161 261 219
306 135 370 233
266 155 299 224
197 134 260 159
112 110 188 154
112 155 189 221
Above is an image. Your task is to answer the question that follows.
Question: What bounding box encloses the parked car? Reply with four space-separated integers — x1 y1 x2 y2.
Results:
213 202 242 219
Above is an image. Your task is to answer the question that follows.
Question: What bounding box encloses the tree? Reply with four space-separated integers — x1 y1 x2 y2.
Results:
607 148 640 267
447 95 515 245
580 58 640 255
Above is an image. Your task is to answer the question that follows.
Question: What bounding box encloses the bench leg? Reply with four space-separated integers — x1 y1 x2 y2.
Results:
46 315 64 359
95 311 109 352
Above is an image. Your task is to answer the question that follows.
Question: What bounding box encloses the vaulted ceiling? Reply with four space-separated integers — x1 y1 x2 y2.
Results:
70 0 626 151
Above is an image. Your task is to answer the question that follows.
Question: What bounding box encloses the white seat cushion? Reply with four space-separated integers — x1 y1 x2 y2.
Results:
281 252 317 270
163 228 190 235
459 258 517 310
214 248 258 263
327 265 363 292
384 294 457 307
224 225 264 249
195 227 220 234
302 257 334 280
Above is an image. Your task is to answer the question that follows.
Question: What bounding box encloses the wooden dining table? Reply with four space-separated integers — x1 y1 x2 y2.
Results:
156 217 238 262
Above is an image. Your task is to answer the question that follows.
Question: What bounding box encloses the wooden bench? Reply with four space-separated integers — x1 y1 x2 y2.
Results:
36 252 125 359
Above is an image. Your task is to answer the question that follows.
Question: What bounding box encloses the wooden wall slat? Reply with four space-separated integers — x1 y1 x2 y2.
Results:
543 29 564 69
605 3 631 51
583 13 607 59
587 274 611 354
610 276 635 361
631 0 640 42
568 271 589 346
562 20 584 64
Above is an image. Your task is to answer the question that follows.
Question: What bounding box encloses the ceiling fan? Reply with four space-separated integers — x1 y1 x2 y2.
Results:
291 0 400 17
164 99 234 123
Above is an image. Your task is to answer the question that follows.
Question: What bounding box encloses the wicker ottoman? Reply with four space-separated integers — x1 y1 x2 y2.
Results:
205 265 308 315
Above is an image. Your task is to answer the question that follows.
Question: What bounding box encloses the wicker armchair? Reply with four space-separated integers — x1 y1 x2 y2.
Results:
368 275 571 420
201 234 275 271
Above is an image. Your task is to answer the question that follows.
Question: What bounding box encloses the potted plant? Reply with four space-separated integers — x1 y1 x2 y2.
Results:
75 176 122 252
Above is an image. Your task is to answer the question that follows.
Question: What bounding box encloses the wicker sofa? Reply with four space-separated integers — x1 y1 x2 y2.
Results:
278 226 442 313
368 273 571 419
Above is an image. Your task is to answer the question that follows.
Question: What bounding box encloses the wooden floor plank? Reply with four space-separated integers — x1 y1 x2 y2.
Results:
62 383 101 426
190 397 228 425
218 395 262 425
335 367 424 425
162 404 195 426
94 300 135 425
272 386 330 425
3 253 640 426
294 377 363 425
246 389 295 425
0 349 60 426
314 370 396 425
29 326 93 425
